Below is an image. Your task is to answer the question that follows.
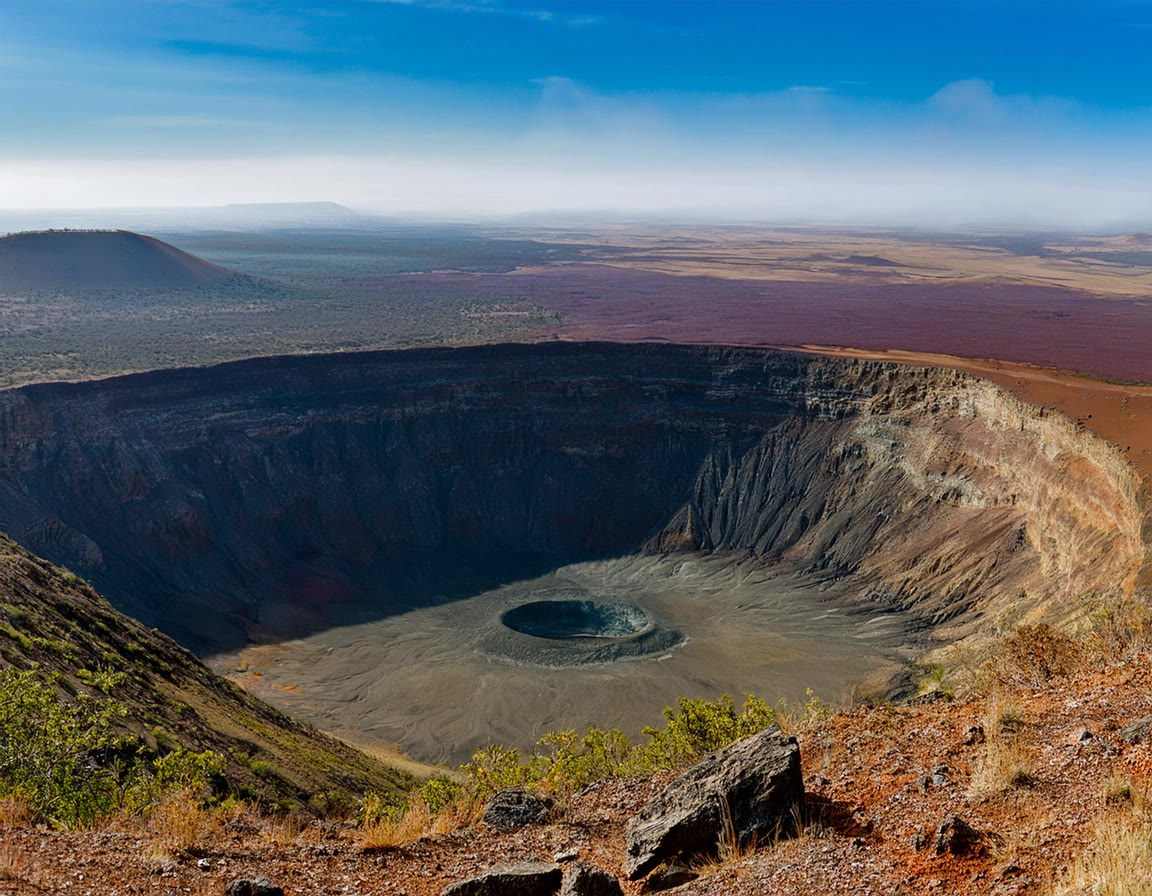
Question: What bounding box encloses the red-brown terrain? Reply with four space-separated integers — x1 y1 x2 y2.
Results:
410 265 1152 384
6 649 1152 896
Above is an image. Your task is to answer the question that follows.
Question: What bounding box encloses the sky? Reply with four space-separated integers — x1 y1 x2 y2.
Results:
1 0 1150 224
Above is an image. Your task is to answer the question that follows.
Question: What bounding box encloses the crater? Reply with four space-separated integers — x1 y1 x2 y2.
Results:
0 342 1140 762
501 598 651 640
479 589 684 668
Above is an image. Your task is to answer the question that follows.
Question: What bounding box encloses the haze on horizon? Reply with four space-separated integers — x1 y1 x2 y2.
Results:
2 0 1150 227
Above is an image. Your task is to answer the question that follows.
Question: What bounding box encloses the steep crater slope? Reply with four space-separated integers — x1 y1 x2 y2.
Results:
0 343 1143 746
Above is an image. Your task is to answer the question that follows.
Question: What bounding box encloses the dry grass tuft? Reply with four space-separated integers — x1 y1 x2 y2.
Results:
428 793 484 837
967 700 1035 801
147 788 218 853
993 624 1083 688
0 841 27 882
359 800 432 850
263 813 305 846
1055 813 1152 896
0 795 33 828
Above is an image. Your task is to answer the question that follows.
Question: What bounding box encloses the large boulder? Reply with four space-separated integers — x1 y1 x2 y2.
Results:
441 863 562 896
624 725 804 880
481 789 552 832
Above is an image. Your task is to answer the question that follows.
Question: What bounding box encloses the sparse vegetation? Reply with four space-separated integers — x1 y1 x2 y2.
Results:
462 693 781 802
350 691 822 848
1056 811 1152 896
0 665 224 828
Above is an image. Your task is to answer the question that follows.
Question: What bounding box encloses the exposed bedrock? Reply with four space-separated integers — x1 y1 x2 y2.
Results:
0 342 1142 654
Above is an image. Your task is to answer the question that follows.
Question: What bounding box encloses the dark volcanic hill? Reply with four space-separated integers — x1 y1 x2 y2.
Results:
0 229 236 292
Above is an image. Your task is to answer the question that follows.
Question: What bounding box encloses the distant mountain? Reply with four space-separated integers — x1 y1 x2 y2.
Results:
0 229 237 292
0 202 376 234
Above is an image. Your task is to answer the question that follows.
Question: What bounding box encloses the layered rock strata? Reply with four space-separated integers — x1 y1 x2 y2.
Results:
0 342 1140 652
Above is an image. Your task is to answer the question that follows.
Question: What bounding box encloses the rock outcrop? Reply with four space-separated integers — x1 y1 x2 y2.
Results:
441 863 562 896
933 815 986 856
559 863 624 896
624 725 804 880
481 789 552 832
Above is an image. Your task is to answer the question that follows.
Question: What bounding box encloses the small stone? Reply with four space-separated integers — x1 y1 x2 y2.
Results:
553 849 580 864
640 862 697 894
911 829 927 850
933 815 984 857
196 858 211 871
1118 715 1152 745
225 877 284 896
1076 728 1093 743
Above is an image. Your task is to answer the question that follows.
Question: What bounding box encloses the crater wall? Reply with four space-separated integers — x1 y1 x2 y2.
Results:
0 343 1142 653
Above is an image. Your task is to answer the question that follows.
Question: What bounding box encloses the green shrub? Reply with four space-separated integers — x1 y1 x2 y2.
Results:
0 666 128 826
417 775 466 815
462 693 780 800
630 694 775 773
0 667 225 827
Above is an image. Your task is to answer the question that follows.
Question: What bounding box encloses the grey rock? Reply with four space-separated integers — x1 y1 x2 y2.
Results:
225 877 284 896
481 789 552 833
441 864 562 896
560 862 624 896
640 862 698 893
1119 716 1152 745
624 725 804 880
933 815 983 856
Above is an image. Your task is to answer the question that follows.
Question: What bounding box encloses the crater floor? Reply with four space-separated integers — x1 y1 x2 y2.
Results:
209 553 921 765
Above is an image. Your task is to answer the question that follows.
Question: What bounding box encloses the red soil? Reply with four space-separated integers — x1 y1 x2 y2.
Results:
417 266 1152 384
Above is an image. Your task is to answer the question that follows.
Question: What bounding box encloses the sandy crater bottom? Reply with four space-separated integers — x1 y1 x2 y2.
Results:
211 552 923 766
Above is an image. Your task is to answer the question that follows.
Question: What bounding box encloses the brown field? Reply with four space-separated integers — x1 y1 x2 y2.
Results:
514 224 1152 297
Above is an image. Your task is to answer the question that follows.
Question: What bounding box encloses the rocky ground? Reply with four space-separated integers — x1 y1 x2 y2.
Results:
6 644 1152 896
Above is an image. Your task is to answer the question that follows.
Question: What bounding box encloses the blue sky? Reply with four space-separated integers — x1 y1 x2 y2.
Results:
1 1 1150 222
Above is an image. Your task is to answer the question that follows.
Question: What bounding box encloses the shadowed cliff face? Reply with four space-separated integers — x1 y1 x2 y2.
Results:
0 343 1143 655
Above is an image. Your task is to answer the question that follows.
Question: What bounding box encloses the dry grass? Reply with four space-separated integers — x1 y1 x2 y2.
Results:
263 813 305 846
0 795 33 828
359 800 433 850
428 794 484 837
1055 813 1152 896
967 700 1035 801
147 788 219 853
0 841 27 882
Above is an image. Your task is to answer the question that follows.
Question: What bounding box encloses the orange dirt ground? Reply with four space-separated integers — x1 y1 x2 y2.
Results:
6 653 1152 895
781 345 1152 489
